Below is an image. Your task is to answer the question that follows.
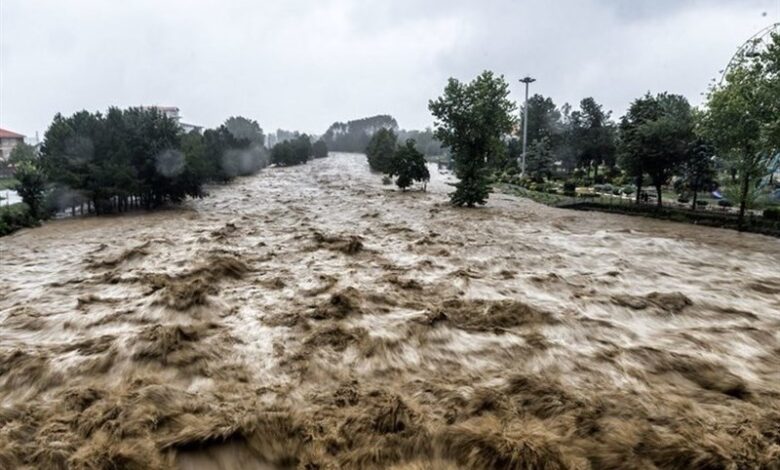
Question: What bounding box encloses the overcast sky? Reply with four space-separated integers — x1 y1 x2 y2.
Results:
1 0 778 138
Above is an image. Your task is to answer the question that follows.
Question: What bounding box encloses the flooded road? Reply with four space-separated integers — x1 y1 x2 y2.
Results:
1 152 779 469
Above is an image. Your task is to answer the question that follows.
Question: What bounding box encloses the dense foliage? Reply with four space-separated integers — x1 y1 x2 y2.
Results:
429 70 516 206
365 128 398 173
312 139 328 159
271 135 312 166
35 109 267 216
389 139 430 190
322 115 398 153
702 32 780 226
618 93 695 207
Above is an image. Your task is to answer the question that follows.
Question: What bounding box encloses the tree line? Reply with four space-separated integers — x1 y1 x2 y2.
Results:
6 110 328 234
425 33 779 227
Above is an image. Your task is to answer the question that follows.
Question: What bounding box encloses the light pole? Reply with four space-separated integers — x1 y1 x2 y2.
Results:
519 76 535 176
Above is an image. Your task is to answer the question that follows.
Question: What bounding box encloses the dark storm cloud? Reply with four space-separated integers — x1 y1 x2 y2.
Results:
0 0 776 138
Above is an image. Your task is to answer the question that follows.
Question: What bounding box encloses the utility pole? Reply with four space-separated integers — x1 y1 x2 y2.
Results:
519 76 535 176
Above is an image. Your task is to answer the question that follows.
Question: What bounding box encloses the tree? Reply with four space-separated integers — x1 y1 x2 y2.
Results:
270 135 310 166
365 128 397 173
14 161 47 218
389 139 430 190
8 142 37 166
525 136 555 182
429 71 516 206
224 116 265 147
679 138 717 210
569 98 616 178
619 93 694 207
312 139 328 159
322 115 398 152
702 33 779 227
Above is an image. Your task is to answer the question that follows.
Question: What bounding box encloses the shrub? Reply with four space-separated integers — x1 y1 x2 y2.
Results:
621 184 637 195
562 181 576 197
381 176 392 185
764 207 780 221
696 200 709 207
717 199 733 208
0 204 38 236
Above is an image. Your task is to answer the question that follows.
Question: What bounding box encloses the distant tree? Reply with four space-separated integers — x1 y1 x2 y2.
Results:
271 135 310 166
8 142 37 166
312 139 328 159
323 115 399 152
569 98 616 178
525 136 555 182
389 139 430 190
522 94 563 149
679 138 717 210
224 116 265 147
429 70 516 206
365 128 397 173
619 93 694 207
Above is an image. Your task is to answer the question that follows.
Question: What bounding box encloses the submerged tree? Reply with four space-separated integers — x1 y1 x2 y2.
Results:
365 128 397 173
312 139 328 159
429 71 516 206
389 139 430 190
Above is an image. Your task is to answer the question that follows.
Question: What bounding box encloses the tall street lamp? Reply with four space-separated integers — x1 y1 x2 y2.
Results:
519 76 536 176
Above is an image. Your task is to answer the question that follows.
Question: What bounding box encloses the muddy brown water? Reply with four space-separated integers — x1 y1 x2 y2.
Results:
1 152 779 469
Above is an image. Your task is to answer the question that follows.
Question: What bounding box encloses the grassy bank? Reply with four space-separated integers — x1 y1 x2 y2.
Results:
497 183 780 237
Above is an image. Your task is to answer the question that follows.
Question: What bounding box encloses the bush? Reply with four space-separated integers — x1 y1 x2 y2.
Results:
696 200 709 207
621 185 637 195
562 181 576 197
717 199 733 208
0 204 38 236
764 207 780 221
593 174 607 184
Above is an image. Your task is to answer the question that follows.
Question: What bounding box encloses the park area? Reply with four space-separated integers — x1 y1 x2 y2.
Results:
1 153 778 469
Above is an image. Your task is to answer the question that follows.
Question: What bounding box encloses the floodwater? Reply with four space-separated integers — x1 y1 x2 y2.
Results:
0 152 778 469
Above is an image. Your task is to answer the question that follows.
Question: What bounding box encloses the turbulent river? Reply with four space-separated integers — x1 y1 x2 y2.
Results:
1 152 779 469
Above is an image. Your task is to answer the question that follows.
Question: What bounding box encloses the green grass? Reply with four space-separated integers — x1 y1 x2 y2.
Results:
495 183 570 205
0 177 19 190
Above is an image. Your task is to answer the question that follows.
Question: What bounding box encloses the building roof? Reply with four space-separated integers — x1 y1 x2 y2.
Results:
0 128 25 139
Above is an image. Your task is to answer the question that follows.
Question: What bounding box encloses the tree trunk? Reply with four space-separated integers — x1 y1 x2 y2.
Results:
691 189 698 211
635 174 642 204
655 183 663 208
738 174 750 230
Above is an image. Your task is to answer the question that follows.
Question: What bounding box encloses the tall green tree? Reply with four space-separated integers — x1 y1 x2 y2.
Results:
365 128 397 173
569 98 616 178
679 138 716 210
702 33 779 226
429 71 516 206
14 161 47 218
525 136 555 182
389 139 430 191
619 93 694 207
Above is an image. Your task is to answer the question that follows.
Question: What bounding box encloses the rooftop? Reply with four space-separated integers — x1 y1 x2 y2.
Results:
0 128 25 139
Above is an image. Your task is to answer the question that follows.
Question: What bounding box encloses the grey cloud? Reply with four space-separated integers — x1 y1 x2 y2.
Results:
0 0 776 138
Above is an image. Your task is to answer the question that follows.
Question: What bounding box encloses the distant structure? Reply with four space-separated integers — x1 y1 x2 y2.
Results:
0 128 25 163
142 106 203 134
